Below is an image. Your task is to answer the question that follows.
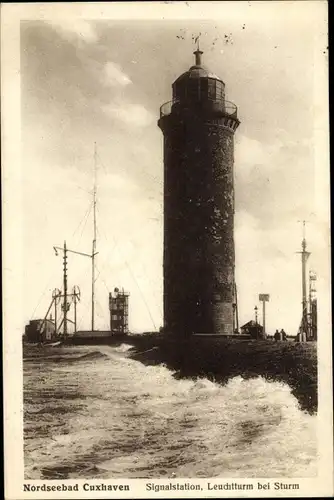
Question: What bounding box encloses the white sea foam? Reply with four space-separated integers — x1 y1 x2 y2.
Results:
24 345 317 479
114 343 133 353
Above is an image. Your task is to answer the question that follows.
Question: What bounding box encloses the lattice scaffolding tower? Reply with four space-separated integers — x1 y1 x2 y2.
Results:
109 288 130 335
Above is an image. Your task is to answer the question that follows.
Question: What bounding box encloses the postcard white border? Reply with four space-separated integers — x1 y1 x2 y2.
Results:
2 2 332 499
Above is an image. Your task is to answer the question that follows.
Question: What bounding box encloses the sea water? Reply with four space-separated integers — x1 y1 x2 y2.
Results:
24 344 317 479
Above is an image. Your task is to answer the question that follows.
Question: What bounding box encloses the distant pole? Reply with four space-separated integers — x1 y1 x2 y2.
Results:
259 294 270 336
52 288 61 334
297 220 310 337
63 241 68 338
254 305 258 324
92 142 97 333
72 286 80 333
308 270 317 341
74 294 77 333
308 270 312 318
54 245 90 334
109 292 112 332
54 293 57 333
234 282 239 332
301 222 307 331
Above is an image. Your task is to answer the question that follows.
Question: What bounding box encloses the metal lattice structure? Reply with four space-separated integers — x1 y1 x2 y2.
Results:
109 288 130 335
296 222 317 341
308 271 317 341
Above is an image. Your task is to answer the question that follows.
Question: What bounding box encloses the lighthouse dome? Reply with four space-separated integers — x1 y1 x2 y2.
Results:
172 50 225 103
175 57 222 82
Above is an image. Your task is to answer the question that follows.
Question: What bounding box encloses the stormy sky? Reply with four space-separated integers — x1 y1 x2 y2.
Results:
19 2 328 334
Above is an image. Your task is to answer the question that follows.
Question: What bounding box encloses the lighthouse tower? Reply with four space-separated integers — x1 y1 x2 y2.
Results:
158 48 240 336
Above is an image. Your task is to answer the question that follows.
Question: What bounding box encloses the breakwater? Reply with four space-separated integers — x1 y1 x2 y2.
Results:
126 335 317 414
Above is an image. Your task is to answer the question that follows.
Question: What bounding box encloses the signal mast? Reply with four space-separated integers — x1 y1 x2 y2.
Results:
296 220 317 341
53 143 98 337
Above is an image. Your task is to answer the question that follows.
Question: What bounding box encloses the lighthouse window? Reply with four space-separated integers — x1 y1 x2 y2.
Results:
200 78 208 100
208 79 216 100
174 81 186 101
216 81 221 98
187 79 199 100
216 81 224 100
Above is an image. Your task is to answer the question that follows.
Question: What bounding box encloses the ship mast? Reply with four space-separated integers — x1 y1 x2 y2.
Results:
91 142 97 332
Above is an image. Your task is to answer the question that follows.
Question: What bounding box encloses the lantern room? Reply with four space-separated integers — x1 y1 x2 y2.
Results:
172 49 226 104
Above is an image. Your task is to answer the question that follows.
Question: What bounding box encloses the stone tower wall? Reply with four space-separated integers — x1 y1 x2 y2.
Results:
160 110 237 335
